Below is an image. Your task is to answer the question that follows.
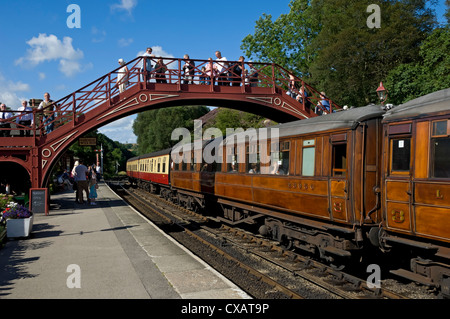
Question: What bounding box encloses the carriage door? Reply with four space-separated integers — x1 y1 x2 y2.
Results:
384 124 413 234
329 134 349 222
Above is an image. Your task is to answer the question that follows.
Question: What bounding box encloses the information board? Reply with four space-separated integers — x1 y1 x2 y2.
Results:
29 188 48 216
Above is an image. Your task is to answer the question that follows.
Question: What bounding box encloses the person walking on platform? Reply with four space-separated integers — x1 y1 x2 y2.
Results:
74 159 89 204
88 165 98 205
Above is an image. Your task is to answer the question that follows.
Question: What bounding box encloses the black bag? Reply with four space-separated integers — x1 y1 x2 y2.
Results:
73 181 78 190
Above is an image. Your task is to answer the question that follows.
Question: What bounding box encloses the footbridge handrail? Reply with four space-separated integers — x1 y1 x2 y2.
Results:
0 56 340 145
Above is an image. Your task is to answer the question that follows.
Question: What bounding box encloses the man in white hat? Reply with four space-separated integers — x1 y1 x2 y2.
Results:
117 58 129 93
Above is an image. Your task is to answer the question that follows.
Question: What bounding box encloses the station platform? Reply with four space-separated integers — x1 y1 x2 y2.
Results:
0 183 251 299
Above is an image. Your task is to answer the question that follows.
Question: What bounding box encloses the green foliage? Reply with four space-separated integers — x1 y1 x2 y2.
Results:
204 108 270 136
242 0 438 107
68 130 136 177
386 26 450 104
241 0 319 77
132 105 209 155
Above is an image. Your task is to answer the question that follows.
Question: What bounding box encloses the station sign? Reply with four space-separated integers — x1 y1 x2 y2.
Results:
78 137 97 146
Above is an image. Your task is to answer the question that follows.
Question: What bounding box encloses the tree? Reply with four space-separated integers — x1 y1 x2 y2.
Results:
242 0 437 107
203 108 271 136
385 25 450 104
67 130 135 177
241 0 319 77
132 105 209 155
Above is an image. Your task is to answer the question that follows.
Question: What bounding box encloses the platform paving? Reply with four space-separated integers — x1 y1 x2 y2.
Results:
0 183 250 299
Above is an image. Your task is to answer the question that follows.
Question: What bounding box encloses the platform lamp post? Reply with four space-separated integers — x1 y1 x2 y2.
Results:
100 144 104 177
376 81 388 105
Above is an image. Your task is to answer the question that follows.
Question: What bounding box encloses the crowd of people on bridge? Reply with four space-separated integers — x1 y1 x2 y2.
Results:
120 48 260 90
0 92 58 136
0 50 335 139
119 48 334 114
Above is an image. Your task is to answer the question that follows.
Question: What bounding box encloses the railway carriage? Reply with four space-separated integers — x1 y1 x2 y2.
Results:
126 88 450 296
213 104 385 262
126 148 171 197
170 139 221 212
376 88 450 293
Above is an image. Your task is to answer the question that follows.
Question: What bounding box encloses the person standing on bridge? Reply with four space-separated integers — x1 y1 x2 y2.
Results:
230 56 245 86
205 58 217 85
141 47 154 82
215 51 229 86
0 103 13 137
154 58 168 84
38 92 55 134
182 54 195 85
16 100 34 137
117 59 129 93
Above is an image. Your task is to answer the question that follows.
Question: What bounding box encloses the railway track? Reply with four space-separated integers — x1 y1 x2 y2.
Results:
111 183 305 299
109 182 431 299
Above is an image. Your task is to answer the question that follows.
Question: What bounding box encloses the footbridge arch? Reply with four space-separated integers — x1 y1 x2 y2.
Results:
0 56 340 188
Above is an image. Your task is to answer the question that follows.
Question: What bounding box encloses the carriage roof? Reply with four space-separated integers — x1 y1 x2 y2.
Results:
383 88 450 122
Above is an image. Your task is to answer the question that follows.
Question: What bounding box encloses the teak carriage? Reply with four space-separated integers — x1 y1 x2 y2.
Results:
378 89 450 291
127 88 450 296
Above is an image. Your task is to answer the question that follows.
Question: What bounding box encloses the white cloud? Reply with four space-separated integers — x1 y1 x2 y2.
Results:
137 46 174 59
15 33 89 77
0 72 30 107
118 38 134 47
111 0 138 15
98 115 137 144
91 27 107 43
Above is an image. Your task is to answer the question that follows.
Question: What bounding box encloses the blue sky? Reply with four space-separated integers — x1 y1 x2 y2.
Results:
0 0 447 144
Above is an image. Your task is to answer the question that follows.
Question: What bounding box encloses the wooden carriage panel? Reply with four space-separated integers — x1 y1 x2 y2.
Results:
171 171 196 191
330 180 346 197
330 180 348 221
353 128 363 218
294 139 302 176
215 173 252 201
415 182 450 207
252 189 330 218
315 137 324 177
331 197 347 221
322 136 331 177
415 206 450 242
414 121 430 179
252 176 328 195
386 202 412 232
386 180 410 202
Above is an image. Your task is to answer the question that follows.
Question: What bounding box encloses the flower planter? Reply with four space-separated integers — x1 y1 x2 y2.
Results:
6 216 33 238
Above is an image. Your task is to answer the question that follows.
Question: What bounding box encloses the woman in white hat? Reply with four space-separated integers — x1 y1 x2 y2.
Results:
117 58 129 93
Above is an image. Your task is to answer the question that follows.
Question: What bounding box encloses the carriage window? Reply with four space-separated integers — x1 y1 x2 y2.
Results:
302 139 315 176
246 144 260 174
391 138 411 172
432 120 449 136
189 152 195 171
431 120 450 178
227 146 238 172
332 143 347 177
269 141 290 175
210 147 222 172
